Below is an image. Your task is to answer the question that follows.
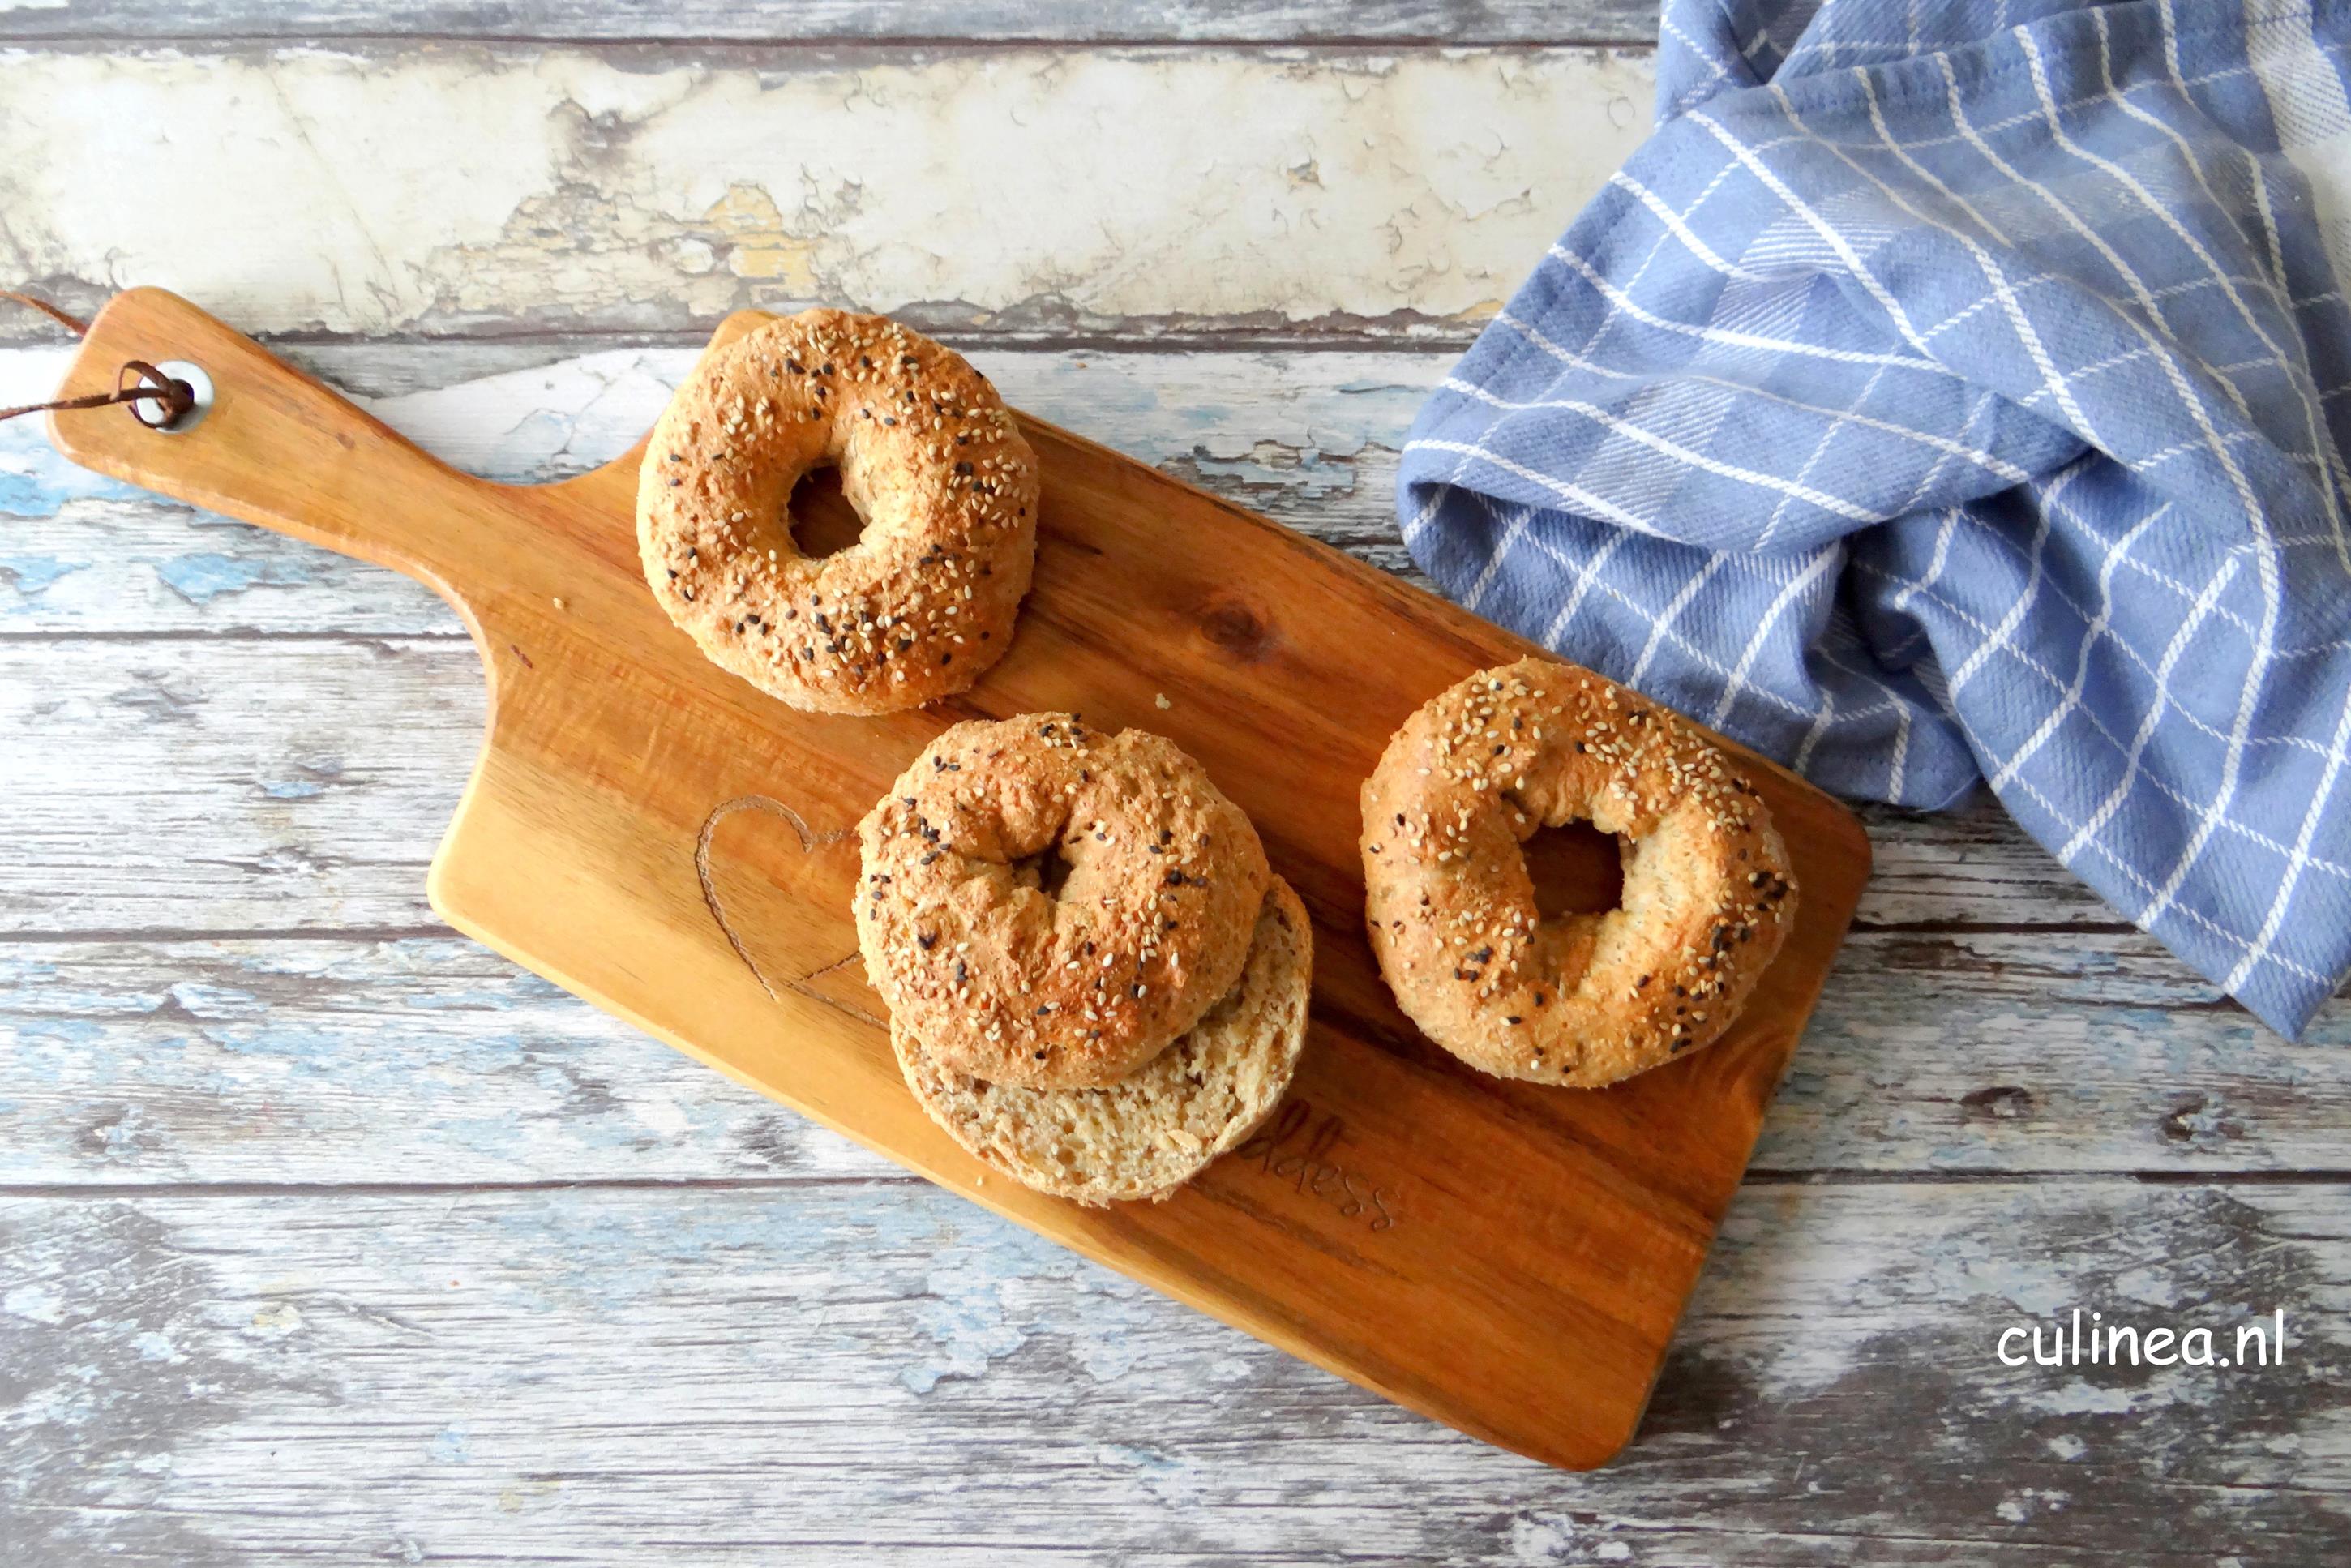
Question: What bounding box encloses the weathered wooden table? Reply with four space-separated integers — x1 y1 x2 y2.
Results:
2 5 2345 1563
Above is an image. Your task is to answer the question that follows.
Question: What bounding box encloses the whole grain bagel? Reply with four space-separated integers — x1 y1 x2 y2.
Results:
858 713 1272 1088
1360 657 1796 1087
895 878 1313 1206
636 309 1039 714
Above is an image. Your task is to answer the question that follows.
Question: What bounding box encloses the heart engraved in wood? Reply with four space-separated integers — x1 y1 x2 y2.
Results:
695 793 876 1026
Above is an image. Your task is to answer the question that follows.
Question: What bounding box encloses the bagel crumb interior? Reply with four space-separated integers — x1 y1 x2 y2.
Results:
893 880 1312 1206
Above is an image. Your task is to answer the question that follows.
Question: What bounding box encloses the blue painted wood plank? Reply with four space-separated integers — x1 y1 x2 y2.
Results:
3 1180 2341 1563
4 931 2342 1186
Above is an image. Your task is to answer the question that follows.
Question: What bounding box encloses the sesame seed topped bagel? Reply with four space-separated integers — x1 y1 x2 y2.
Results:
1360 657 1796 1088
857 713 1273 1089
637 309 1039 714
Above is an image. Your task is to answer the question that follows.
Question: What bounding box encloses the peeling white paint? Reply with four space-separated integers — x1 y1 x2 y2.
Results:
247 1300 303 1335
2019 1379 2145 1416
4 1283 66 1323
630 1093 690 1137
0 46 1652 334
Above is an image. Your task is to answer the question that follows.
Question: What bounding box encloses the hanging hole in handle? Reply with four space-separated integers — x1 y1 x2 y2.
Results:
126 359 212 435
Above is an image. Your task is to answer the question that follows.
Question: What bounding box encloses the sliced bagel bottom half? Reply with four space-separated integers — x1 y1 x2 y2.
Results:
893 876 1313 1206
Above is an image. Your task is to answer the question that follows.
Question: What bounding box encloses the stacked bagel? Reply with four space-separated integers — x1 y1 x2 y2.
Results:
857 715 1312 1205
636 309 1310 1205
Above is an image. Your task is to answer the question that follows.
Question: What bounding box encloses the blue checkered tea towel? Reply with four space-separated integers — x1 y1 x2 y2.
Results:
1400 0 2351 1037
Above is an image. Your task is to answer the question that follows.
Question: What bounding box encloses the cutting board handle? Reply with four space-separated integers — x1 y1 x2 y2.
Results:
42 288 499 613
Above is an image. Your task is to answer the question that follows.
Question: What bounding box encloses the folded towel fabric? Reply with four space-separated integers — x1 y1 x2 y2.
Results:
1400 0 2351 1036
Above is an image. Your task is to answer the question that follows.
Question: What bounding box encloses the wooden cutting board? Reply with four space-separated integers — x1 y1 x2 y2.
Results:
47 288 1869 1471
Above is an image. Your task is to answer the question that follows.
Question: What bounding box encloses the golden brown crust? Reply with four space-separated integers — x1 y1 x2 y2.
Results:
1360 656 1796 1087
636 309 1039 715
857 713 1272 1088
894 879 1313 1206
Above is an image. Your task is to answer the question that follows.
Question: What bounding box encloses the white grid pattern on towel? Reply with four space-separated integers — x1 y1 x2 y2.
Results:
1399 0 2351 1036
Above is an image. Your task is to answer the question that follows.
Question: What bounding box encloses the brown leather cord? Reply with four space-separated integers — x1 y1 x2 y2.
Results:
0 291 196 429
0 289 88 336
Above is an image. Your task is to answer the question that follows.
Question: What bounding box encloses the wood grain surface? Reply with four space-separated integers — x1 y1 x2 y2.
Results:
3 328 2346 1568
2 5 2345 1562
36 287 1866 1473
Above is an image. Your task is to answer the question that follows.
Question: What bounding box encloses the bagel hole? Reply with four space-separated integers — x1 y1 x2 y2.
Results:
786 465 867 559
1011 841 1080 901
1522 820 1626 920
